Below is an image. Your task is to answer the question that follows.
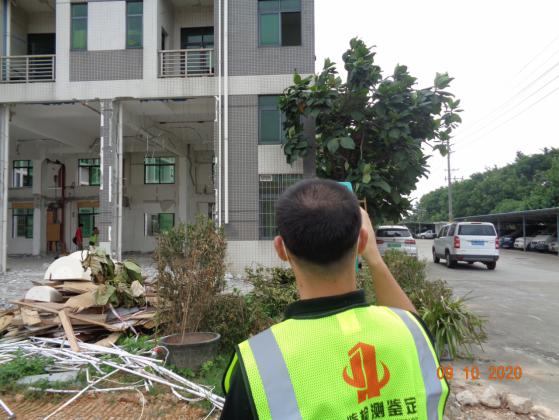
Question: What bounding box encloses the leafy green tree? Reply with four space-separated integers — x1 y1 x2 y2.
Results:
280 38 462 221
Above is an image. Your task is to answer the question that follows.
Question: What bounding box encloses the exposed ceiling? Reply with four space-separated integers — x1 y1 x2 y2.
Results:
15 0 54 14
10 99 215 156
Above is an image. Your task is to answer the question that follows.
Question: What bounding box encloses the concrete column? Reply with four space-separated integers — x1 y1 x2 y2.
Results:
55 0 70 83
32 159 43 255
0 105 9 273
99 100 123 260
143 0 158 80
178 155 188 224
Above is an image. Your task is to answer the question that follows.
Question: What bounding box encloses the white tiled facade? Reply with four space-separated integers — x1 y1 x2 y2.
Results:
0 0 315 274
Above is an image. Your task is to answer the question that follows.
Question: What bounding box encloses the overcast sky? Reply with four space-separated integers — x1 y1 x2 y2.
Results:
315 0 559 201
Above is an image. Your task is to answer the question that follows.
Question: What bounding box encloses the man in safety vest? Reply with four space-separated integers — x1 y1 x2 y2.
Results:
221 179 448 420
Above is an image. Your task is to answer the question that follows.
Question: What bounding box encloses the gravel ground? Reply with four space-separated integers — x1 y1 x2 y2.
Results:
0 253 252 309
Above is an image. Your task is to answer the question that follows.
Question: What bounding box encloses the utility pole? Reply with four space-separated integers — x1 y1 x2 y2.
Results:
447 138 453 222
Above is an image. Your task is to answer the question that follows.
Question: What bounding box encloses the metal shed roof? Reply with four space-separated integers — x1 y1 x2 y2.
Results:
454 207 559 223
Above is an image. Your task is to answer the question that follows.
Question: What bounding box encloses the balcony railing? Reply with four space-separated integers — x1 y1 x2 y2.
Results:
158 49 214 78
0 55 56 83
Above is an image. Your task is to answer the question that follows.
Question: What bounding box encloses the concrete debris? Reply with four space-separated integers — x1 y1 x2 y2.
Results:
480 385 502 408
44 256 92 281
532 405 558 420
16 370 80 386
504 393 533 414
24 286 64 303
130 280 145 298
456 390 479 406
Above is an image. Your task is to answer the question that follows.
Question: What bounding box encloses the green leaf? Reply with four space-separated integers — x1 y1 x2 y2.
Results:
340 137 355 150
351 111 365 121
326 138 340 154
434 72 453 90
344 161 350 171
389 128 400 139
124 261 142 282
372 180 391 193
94 284 116 306
293 73 302 84
362 173 371 184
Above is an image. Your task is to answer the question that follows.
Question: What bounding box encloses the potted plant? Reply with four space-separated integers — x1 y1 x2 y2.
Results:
155 216 226 370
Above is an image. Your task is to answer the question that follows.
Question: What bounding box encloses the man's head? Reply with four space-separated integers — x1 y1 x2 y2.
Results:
78 224 84 228
274 179 367 277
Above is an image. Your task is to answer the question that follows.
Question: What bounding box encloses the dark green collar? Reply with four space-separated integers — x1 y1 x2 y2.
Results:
284 289 367 319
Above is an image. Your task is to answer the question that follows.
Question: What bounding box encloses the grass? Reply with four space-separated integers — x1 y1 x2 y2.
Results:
0 350 54 393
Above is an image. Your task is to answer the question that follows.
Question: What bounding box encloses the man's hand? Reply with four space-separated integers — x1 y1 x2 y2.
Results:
359 208 383 267
359 208 416 313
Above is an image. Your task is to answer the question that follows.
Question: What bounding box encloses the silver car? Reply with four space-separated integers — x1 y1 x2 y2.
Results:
375 225 417 258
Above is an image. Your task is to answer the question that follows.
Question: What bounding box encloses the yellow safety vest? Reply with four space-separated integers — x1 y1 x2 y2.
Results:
224 305 448 420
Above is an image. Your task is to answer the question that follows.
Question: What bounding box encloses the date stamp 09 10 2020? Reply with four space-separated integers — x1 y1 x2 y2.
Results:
437 365 523 381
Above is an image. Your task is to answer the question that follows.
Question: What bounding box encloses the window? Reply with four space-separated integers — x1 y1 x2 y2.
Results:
71 4 87 51
376 228 412 238
126 1 143 49
259 0 301 46
78 208 99 238
448 224 456 236
149 213 175 236
259 96 285 144
259 174 302 239
458 224 496 236
13 160 33 188
144 157 175 184
78 159 101 186
12 208 33 239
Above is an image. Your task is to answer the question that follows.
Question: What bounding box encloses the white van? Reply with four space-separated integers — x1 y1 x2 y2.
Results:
433 222 499 269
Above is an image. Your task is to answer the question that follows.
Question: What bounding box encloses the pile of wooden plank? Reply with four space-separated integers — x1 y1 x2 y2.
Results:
0 255 157 350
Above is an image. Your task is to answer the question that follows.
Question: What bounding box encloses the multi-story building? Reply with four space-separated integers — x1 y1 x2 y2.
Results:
0 0 315 273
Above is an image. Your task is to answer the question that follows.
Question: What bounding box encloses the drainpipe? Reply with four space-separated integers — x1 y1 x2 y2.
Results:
223 0 229 224
216 0 222 226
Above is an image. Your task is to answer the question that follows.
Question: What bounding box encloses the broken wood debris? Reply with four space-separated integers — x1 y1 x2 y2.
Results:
1 255 157 345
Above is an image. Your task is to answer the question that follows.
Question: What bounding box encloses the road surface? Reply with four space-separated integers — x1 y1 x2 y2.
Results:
416 240 559 411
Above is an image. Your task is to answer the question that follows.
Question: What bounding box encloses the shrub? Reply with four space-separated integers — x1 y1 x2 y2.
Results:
155 216 227 336
245 266 299 319
0 351 53 392
199 293 274 354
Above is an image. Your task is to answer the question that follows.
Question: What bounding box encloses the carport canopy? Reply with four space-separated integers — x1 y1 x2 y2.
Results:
455 207 559 253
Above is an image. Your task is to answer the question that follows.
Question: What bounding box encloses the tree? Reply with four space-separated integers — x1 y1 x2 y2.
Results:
280 38 462 221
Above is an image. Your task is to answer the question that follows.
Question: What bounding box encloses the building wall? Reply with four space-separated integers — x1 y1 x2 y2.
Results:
158 0 174 50
88 2 126 51
228 0 314 76
70 49 143 81
10 5 27 55
172 5 213 50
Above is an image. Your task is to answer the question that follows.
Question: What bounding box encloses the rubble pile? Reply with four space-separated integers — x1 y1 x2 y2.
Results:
0 250 158 348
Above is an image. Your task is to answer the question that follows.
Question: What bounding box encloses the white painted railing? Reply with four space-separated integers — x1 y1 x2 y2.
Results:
158 49 214 78
0 55 56 83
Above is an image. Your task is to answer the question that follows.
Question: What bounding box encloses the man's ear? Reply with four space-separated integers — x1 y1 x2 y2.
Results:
274 236 289 261
357 227 369 255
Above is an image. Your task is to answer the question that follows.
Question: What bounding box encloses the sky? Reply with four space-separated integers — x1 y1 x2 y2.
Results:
315 0 559 202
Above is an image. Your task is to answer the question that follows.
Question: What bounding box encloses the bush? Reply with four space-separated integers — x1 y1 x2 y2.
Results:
200 293 274 354
155 216 227 336
0 351 53 392
245 266 299 319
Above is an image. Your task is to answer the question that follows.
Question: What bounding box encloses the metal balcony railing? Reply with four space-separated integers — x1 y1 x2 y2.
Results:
0 55 56 83
158 49 214 78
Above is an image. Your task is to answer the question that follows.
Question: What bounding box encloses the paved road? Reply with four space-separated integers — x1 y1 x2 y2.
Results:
416 240 559 411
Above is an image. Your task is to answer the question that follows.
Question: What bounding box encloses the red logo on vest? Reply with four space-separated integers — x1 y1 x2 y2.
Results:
343 342 390 403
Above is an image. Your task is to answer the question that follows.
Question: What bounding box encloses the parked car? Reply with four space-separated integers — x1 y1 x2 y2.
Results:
530 234 556 252
433 222 499 269
376 226 417 258
500 231 522 249
417 230 436 239
514 236 535 249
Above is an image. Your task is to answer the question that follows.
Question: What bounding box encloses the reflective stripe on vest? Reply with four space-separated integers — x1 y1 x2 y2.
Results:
389 308 444 420
235 305 448 420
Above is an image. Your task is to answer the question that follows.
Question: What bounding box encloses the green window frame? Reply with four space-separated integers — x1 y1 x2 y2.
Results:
149 213 175 236
259 96 285 144
12 208 34 239
144 157 176 184
126 1 143 49
13 160 33 188
259 174 302 239
78 159 101 186
258 0 301 47
78 207 99 238
71 3 87 51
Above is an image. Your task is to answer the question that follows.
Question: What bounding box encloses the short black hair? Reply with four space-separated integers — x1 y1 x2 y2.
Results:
276 179 362 265
78 224 84 228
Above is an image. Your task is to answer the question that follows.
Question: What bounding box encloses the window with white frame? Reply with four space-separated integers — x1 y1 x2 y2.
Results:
78 159 101 186
13 160 33 188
